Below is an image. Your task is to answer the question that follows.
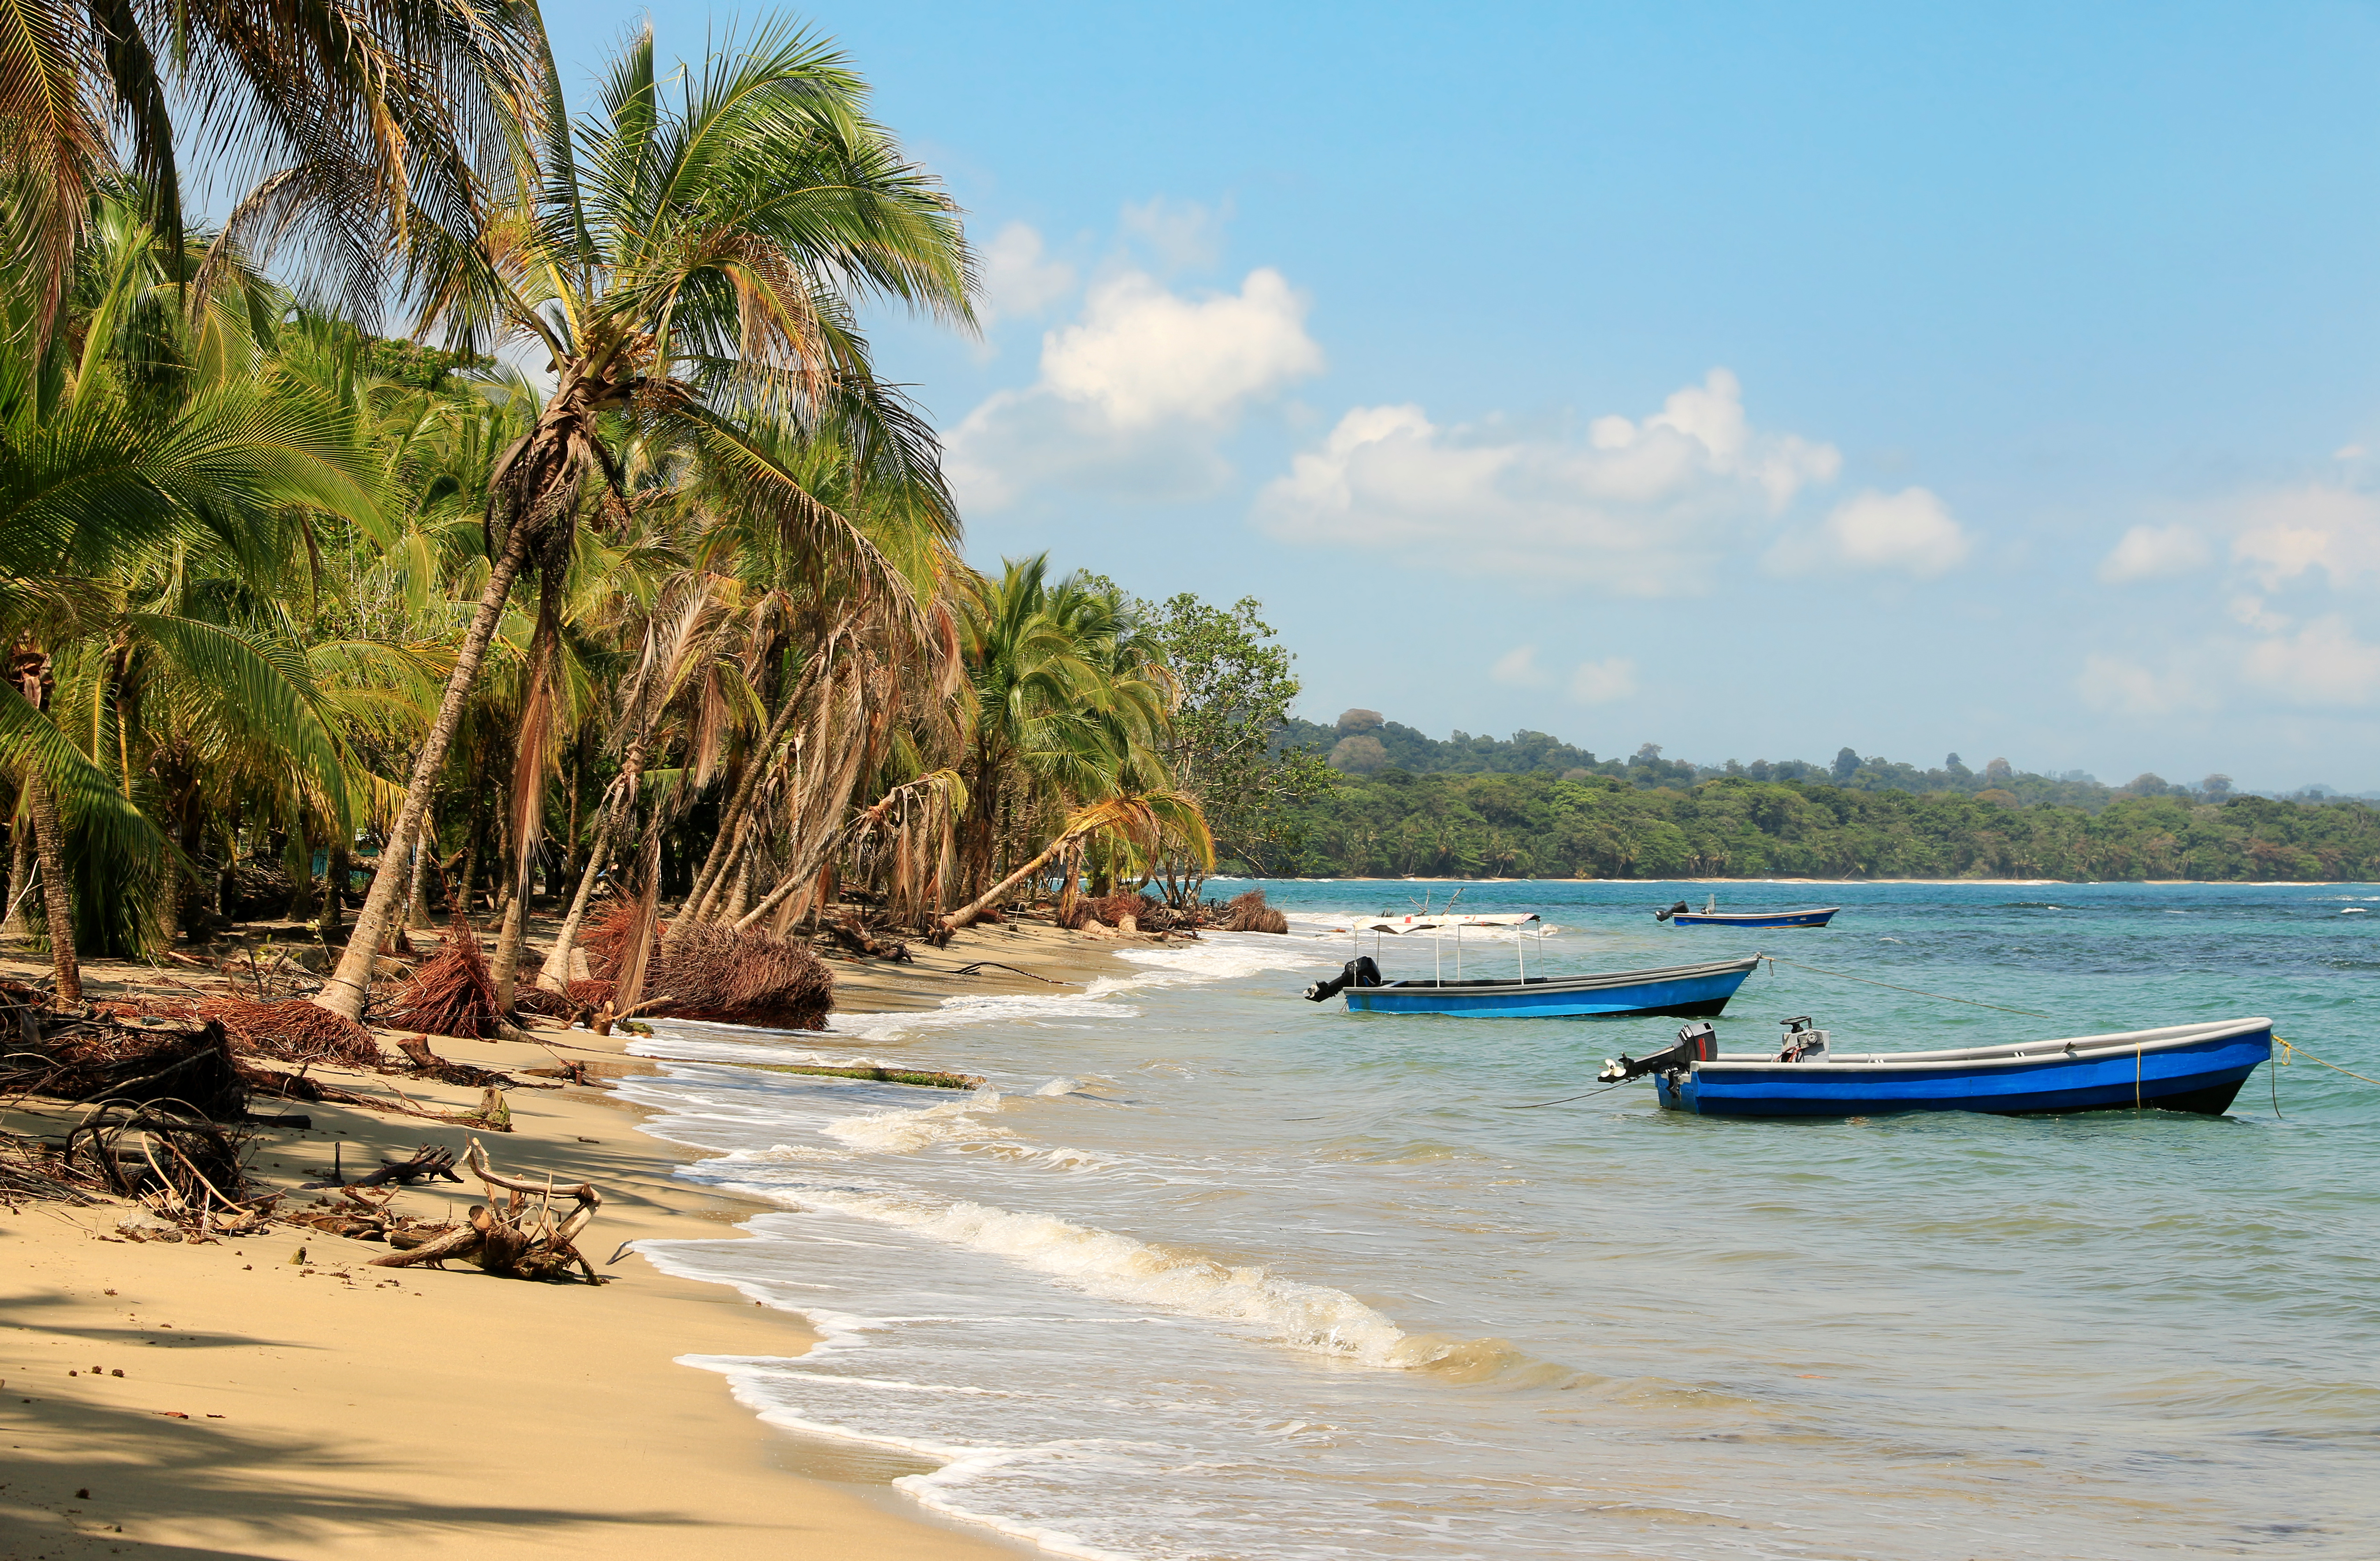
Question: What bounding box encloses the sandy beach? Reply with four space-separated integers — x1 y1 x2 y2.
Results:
0 920 1129 1559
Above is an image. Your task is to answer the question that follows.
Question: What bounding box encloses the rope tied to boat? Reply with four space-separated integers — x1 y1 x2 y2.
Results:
1493 1079 1639 1109
2271 1034 2380 1089
1758 956 2056 1018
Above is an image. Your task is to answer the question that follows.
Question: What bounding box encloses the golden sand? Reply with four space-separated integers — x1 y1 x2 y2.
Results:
0 920 1129 1558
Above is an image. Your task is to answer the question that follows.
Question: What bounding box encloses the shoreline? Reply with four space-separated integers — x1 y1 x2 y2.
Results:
0 919 1131 1559
1217 875 2374 887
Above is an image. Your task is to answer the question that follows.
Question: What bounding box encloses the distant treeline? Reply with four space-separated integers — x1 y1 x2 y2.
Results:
1266 770 2380 882
1279 710 2314 816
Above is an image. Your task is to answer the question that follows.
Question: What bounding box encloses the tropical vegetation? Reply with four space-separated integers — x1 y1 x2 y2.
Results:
0 7 1236 1023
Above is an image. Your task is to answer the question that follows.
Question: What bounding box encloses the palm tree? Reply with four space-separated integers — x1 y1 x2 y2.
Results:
0 193 387 987
953 558 1177 904
314 20 975 1020
0 0 540 341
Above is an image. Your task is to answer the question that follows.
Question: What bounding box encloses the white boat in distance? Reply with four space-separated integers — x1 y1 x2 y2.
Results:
1315 912 1548 935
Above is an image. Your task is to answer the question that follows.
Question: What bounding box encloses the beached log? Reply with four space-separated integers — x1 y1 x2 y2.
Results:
714 1060 986 1090
393 1033 520 1088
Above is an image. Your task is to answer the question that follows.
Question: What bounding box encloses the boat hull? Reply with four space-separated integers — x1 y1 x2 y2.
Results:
1343 957 1758 1019
1654 1021 2272 1117
1670 908 1838 928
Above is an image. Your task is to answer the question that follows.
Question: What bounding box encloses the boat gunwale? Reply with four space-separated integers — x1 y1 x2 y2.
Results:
1366 955 1761 998
1695 1016 2272 1075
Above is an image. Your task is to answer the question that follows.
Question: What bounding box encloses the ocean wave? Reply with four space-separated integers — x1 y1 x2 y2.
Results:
717 1179 1450 1370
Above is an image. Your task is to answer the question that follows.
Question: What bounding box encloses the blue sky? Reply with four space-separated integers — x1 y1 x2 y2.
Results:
586 3 2380 789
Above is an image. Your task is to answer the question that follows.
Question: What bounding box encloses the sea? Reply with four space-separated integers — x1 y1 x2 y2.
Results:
617 880 2379 1560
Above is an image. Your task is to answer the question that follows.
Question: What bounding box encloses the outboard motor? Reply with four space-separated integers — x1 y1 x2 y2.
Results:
1598 1021 1719 1081
1775 1016 1829 1062
1652 901 1690 923
1303 956 1384 1002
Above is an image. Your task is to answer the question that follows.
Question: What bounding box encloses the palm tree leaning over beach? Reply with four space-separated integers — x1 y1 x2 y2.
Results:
312 19 977 1021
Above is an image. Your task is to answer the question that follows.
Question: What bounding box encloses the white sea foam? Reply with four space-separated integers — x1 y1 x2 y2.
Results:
824 992 1144 1046
714 1179 1433 1368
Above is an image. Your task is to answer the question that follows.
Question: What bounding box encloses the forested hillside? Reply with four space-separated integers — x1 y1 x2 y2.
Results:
1284 709 2265 815
1273 770 2380 882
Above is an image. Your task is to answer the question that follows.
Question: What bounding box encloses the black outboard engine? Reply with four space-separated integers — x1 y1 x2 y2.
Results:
1652 901 1690 923
1598 1021 1718 1081
1303 956 1384 1002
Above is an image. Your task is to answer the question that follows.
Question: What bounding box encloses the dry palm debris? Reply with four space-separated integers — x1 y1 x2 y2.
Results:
200 997 383 1067
1224 889 1289 934
379 927 503 1038
0 1012 251 1120
649 922 832 1029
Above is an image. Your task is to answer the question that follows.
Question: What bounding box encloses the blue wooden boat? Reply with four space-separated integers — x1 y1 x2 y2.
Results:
1303 954 1760 1019
1657 894 1838 929
1598 1016 2273 1116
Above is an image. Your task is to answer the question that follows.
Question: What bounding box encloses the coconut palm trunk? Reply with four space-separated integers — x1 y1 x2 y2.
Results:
3 823 31 935
23 774 81 1001
312 521 534 1020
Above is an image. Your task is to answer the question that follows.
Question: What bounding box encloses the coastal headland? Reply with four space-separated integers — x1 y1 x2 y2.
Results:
0 921 1127 1559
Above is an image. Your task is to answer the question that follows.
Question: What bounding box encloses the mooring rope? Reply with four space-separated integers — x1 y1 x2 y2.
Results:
2272 1034 2380 1089
1494 1079 1639 1109
1759 955 2056 1018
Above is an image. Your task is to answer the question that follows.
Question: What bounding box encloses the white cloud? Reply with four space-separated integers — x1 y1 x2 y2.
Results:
2241 616 2380 707
1570 656 1639 704
1120 196 1227 270
977 222 1075 323
1252 370 1841 596
2228 486 2380 589
1768 487 1969 578
2076 654 2212 717
2228 594 2291 634
1490 645 1547 686
2098 524 2211 583
947 267 1323 508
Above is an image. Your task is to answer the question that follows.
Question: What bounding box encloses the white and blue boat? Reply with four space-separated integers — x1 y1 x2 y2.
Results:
1598 1016 2274 1117
1657 894 1838 929
1303 953 1761 1020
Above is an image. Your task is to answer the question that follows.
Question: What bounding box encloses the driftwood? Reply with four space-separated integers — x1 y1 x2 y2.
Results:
393 1033 527 1088
710 1060 986 1090
825 915 911 963
338 1144 464 1188
368 1139 605 1283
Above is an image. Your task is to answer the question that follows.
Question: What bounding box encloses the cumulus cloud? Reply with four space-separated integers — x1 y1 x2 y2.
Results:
2229 486 2380 589
1767 487 1970 578
1570 656 1639 704
1490 645 1547 686
2076 654 2213 717
2240 616 2380 706
947 267 1323 508
1251 370 1841 596
977 222 1076 323
2099 523 2211 583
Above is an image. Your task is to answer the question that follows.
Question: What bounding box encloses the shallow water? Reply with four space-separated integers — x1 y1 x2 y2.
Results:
623 881 2380 1560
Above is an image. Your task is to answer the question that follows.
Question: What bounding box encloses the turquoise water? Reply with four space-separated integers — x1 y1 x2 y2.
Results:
624 880 2378 1559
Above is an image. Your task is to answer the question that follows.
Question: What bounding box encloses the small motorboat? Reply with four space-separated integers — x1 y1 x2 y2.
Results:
1317 912 1552 935
1597 1016 2273 1117
1303 954 1760 1020
1657 894 1838 929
